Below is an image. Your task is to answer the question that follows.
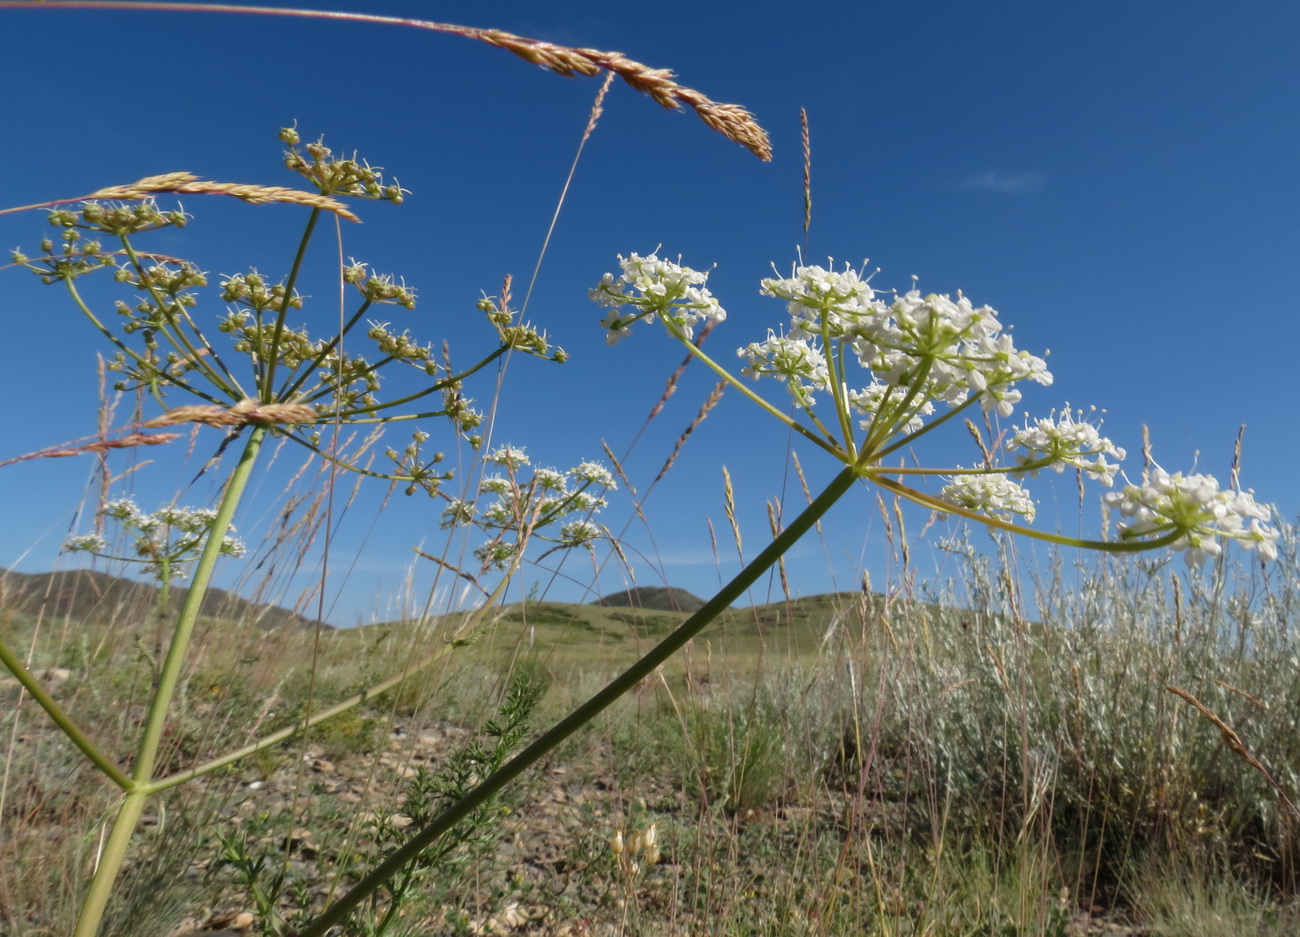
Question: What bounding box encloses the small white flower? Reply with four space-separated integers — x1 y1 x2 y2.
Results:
567 491 607 512
571 461 616 488
440 498 475 529
130 513 163 533
560 519 601 546
102 498 141 520
940 472 1037 522
481 502 515 525
738 331 829 408
153 506 189 527
177 507 219 534
219 536 247 559
847 382 933 435
1007 405 1126 485
1104 465 1280 566
533 468 567 492
589 252 725 342
745 265 1055 444
485 445 529 468
759 261 880 339
598 310 637 345
473 539 519 571
64 533 109 553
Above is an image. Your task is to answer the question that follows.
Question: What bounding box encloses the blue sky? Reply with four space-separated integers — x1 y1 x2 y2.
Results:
1 0 1296 625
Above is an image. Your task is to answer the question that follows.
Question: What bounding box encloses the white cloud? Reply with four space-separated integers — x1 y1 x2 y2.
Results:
959 170 1047 194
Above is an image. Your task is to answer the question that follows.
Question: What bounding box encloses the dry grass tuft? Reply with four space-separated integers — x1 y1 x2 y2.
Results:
87 172 362 221
457 25 772 160
1166 684 1300 818
143 398 319 428
0 431 179 467
0 4 773 162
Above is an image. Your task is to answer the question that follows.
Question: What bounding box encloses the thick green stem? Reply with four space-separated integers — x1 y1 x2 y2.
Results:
73 427 266 937
297 463 861 937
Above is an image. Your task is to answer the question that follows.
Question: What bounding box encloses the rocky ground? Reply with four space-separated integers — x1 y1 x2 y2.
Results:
164 715 1151 937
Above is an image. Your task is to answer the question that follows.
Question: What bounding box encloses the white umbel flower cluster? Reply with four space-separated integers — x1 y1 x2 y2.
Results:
761 265 1054 419
589 250 1279 567
1104 467 1279 567
589 252 725 344
1007 406 1126 485
441 448 618 570
64 498 246 580
940 473 1037 522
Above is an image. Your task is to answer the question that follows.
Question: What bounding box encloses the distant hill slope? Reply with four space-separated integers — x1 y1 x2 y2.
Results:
0 567 332 631
592 586 707 613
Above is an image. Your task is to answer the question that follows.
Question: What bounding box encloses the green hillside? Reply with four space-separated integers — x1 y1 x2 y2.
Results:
333 588 959 679
592 586 708 612
0 566 330 634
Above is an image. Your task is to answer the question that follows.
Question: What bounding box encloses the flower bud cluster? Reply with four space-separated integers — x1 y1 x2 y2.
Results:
284 135 406 204
132 262 208 296
437 382 484 444
477 290 566 362
221 315 321 372
113 261 207 332
14 223 114 283
440 447 616 571
1104 466 1280 567
50 200 188 237
343 262 417 309
17 128 516 505
589 252 726 344
368 322 436 375
220 271 303 314
64 498 246 581
610 822 660 876
384 430 451 496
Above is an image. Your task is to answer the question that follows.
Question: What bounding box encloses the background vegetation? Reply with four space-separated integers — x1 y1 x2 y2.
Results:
5 523 1298 935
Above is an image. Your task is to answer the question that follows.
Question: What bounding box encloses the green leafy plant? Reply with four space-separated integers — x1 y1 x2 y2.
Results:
216 667 545 937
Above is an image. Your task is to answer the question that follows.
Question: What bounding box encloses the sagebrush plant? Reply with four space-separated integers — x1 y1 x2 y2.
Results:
0 6 1287 937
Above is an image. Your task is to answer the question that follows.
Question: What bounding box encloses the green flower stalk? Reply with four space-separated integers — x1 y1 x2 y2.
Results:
3 128 566 937
297 249 1278 935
